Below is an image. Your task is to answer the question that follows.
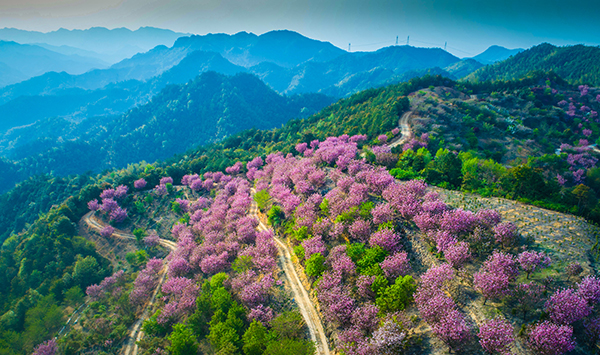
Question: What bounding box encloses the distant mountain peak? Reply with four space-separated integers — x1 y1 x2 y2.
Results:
471 45 524 64
173 30 345 68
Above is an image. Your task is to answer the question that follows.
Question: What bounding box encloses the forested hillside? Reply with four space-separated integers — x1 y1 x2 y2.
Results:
466 43 600 86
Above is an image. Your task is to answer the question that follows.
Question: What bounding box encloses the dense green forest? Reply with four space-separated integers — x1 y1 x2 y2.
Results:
466 43 600 86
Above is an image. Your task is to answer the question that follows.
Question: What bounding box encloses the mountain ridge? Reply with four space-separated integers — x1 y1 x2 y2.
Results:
0 42 478 134
0 26 188 63
465 43 600 85
0 71 335 183
0 40 108 87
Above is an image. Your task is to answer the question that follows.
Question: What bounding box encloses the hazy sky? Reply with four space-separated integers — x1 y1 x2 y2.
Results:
1 0 599 57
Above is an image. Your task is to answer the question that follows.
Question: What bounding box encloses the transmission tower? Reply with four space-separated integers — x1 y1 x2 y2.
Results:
348 43 351 52
396 36 398 45
444 42 447 51
407 36 409 45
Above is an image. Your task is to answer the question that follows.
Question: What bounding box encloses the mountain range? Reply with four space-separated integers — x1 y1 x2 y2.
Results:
0 41 108 87
0 26 188 63
0 28 597 196
0 31 484 136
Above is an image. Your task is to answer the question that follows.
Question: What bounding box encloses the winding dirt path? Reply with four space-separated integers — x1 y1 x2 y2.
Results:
249 190 331 355
83 212 175 355
388 110 412 149
84 212 177 250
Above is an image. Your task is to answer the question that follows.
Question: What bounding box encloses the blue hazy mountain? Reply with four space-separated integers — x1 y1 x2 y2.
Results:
0 51 249 132
0 41 108 87
0 30 345 103
264 45 465 96
0 72 334 175
0 32 485 137
172 30 346 68
0 26 188 63
470 45 524 64
31 42 111 65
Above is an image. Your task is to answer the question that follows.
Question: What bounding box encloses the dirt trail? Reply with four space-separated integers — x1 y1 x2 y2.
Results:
388 110 413 149
84 212 177 250
249 190 331 355
83 212 175 355
122 267 169 355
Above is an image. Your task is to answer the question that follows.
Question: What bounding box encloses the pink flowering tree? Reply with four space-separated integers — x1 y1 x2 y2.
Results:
129 258 163 306
415 289 456 324
578 275 600 304
444 241 471 269
370 318 407 354
134 178 147 189
369 228 402 253
478 318 514 355
143 233 160 248
351 303 380 333
493 222 518 247
513 282 545 320
527 321 575 355
517 251 551 278
88 199 100 211
32 339 58 355
380 252 411 279
159 277 199 323
432 309 471 352
474 252 518 304
100 225 114 238
545 287 591 325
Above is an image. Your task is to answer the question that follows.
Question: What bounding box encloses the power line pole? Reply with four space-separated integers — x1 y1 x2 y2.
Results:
407 36 409 45
348 43 351 52
396 36 398 45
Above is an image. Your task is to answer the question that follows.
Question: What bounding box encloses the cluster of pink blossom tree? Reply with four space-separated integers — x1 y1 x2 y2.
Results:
88 185 129 223
147 175 281 325
129 258 164 306
244 137 429 353
134 178 147 189
32 339 57 355
243 133 552 353
518 274 600 354
415 263 471 351
86 270 126 301
95 130 599 353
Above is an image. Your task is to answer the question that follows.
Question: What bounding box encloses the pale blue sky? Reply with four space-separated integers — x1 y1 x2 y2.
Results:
1 0 599 57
